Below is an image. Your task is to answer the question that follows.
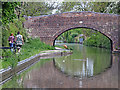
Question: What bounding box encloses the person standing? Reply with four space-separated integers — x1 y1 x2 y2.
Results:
8 33 14 52
15 31 24 53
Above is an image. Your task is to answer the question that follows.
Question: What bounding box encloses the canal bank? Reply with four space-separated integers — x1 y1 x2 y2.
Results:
0 48 72 85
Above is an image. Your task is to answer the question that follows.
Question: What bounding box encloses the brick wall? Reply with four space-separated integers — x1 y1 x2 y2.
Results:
24 11 120 52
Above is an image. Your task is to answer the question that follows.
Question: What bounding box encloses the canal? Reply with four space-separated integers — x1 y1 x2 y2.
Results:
1 43 119 88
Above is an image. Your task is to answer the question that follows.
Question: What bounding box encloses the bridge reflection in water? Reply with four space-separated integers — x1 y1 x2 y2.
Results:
54 58 94 78
23 55 118 88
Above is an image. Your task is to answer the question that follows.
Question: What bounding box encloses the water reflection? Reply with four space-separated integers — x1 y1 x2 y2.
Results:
53 43 112 78
22 54 118 88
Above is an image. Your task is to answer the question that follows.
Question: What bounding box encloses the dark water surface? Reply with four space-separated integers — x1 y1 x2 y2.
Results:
1 43 119 88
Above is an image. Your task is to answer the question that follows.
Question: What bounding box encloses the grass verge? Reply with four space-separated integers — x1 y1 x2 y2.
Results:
1 38 55 69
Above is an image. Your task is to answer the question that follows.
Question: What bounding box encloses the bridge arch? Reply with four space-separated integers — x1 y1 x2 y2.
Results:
24 11 120 52
53 27 113 50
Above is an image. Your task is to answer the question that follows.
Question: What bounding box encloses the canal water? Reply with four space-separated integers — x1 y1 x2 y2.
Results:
1 43 119 88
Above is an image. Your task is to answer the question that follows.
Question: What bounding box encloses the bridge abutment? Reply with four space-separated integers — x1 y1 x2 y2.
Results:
40 37 54 46
112 44 120 53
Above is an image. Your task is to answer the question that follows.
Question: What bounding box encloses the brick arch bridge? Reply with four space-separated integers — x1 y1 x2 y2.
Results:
24 11 120 52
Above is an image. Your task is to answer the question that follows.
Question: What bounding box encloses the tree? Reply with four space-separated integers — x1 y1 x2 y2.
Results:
20 2 56 16
2 2 20 24
90 2 110 13
103 1 120 14
54 2 110 13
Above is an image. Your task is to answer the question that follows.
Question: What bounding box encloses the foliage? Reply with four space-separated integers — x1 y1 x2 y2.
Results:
103 2 120 14
2 50 19 68
50 1 119 15
90 2 110 13
57 28 111 49
1 38 55 69
53 2 111 13
2 2 20 24
83 32 111 49
58 2 77 13
117 1 120 14
71 33 78 38
2 18 27 46
0 2 2 24
20 2 55 16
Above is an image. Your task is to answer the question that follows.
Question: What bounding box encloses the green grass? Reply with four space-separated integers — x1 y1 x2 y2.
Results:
1 38 55 69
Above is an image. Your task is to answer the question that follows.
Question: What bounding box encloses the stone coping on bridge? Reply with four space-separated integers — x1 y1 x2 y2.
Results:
0 48 72 85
